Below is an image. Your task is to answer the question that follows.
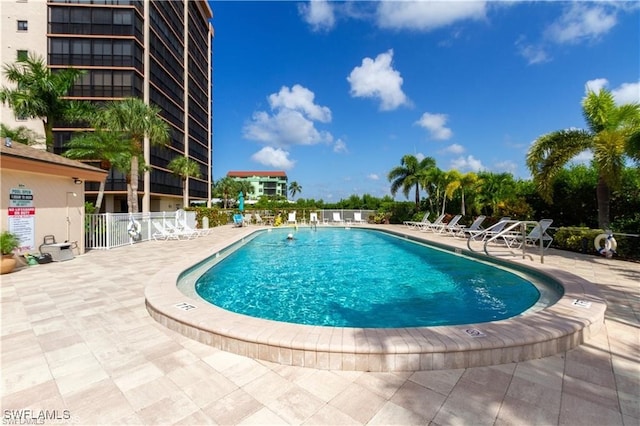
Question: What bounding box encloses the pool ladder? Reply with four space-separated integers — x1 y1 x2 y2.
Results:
466 220 547 264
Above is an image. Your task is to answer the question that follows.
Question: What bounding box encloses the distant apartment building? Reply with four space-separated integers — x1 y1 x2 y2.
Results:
227 171 288 200
0 0 214 213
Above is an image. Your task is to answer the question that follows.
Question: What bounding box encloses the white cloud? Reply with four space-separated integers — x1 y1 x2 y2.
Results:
570 150 594 165
585 78 640 105
269 84 331 123
251 147 295 169
415 112 453 140
493 160 518 175
450 155 484 172
243 84 333 148
585 78 609 93
347 49 409 111
333 138 347 153
442 143 465 155
376 1 487 31
368 173 379 181
612 82 640 105
515 37 550 65
298 0 335 32
545 3 617 44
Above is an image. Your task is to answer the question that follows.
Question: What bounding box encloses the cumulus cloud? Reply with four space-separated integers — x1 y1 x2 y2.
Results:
442 143 465 155
347 50 409 111
376 1 487 31
298 0 335 32
251 147 295 169
333 138 347 153
368 173 379 180
493 160 518 175
415 112 453 140
570 150 594 165
243 84 333 148
585 78 640 105
450 155 484 172
545 3 617 45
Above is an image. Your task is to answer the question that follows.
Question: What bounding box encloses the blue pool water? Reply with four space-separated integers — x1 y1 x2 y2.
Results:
194 228 542 328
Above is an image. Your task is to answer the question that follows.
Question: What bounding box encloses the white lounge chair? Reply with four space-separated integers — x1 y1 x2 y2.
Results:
404 212 430 228
503 219 554 249
353 212 366 224
152 221 180 241
244 213 253 225
471 217 511 242
436 214 463 235
166 221 198 239
309 212 319 224
418 213 446 232
456 215 486 238
332 212 345 225
254 213 264 225
177 218 210 236
287 211 297 225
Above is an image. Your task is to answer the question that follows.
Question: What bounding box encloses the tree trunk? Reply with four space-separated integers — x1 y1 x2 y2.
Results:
414 183 420 207
182 178 188 208
596 176 611 229
95 179 106 212
461 189 466 216
130 155 139 213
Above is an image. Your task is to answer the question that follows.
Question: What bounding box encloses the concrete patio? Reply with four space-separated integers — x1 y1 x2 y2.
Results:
1 224 638 425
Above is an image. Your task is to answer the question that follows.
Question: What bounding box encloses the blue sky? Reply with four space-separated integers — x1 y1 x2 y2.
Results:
209 1 639 201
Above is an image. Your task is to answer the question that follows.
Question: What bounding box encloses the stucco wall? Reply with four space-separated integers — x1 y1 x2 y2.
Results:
1 169 86 255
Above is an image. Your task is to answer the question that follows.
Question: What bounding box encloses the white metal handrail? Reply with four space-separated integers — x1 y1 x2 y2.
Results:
468 220 548 263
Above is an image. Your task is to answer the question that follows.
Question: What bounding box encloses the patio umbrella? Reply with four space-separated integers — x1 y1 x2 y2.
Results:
238 191 244 212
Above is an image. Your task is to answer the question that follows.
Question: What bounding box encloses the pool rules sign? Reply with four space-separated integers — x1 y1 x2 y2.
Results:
8 188 35 252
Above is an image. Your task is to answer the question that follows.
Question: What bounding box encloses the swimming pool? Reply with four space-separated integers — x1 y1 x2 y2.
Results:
146 224 606 371
194 228 547 327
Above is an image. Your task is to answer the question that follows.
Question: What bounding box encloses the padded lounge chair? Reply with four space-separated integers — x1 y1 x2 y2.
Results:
232 214 244 227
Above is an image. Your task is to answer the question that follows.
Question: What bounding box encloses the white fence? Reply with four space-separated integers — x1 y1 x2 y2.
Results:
85 209 376 250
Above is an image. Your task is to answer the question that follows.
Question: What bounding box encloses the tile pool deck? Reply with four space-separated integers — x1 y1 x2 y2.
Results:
1 224 638 425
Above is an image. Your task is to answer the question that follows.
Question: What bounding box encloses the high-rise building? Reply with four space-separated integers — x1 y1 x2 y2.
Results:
1 0 214 213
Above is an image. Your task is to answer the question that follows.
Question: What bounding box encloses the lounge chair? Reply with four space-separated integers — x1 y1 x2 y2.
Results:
244 213 253 225
440 215 464 236
503 219 554 249
166 222 198 239
287 211 297 225
470 217 511 242
436 214 462 235
417 213 446 232
331 212 345 225
152 221 180 241
232 214 244 227
456 215 486 238
309 212 319 224
353 212 366 224
177 218 210 236
254 213 264 225
404 212 430 228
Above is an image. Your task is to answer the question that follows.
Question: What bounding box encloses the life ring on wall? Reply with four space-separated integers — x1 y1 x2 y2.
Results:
128 218 141 240
594 233 617 256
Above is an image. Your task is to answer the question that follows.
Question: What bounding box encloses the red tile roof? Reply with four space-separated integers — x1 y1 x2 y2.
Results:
227 171 287 178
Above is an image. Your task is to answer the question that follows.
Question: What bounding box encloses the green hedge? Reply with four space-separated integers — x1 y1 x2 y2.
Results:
553 227 639 260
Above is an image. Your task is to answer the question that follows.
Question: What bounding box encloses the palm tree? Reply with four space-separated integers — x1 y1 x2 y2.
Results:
0 124 39 145
388 155 436 207
444 171 480 216
527 88 640 228
289 181 302 199
476 172 517 216
0 52 88 150
97 98 170 213
212 177 238 209
167 156 202 208
63 129 133 212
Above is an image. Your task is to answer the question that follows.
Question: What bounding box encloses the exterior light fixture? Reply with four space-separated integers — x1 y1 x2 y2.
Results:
73 177 82 185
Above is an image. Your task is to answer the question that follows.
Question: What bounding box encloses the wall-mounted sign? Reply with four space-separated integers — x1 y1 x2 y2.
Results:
8 188 35 252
